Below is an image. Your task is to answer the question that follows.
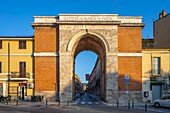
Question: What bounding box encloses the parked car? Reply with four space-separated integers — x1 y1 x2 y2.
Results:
153 95 170 108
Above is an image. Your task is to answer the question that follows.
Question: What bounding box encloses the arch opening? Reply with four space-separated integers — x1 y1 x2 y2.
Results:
72 33 107 100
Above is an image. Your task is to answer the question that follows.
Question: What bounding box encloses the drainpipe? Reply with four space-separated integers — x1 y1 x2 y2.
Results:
8 42 10 97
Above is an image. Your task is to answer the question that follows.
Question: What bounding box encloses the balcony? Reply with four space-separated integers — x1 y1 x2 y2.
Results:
151 69 163 76
10 72 30 79
150 69 164 81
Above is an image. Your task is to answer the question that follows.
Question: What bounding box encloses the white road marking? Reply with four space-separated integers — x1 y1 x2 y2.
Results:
88 102 92 104
95 102 99 104
75 105 80 110
81 102 85 104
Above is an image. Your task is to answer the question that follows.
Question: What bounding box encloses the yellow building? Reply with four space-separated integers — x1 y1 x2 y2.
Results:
142 49 170 102
0 36 34 100
74 74 82 94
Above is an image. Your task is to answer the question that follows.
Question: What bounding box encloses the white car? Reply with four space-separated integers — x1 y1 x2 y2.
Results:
153 95 170 108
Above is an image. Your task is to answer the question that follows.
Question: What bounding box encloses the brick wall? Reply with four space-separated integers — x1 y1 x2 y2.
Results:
118 27 142 53
34 27 58 91
118 57 142 91
118 27 142 91
35 57 56 91
34 27 57 52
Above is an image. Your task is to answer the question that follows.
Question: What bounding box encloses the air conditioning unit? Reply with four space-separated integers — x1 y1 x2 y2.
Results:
27 83 34 89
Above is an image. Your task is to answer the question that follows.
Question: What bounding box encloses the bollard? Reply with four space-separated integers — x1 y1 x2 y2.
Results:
67 98 69 106
132 99 134 108
58 100 60 106
16 97 18 106
6 97 8 105
145 101 147 111
46 98 48 107
128 100 130 110
117 99 119 107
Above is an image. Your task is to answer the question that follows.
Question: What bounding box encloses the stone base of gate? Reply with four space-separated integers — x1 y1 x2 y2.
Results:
35 91 56 100
107 91 142 104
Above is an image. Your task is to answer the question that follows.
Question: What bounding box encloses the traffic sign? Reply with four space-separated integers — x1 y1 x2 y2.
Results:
125 75 130 83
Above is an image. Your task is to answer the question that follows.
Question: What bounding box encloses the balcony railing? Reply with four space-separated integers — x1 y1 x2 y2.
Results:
10 72 30 79
150 69 163 76
150 69 164 81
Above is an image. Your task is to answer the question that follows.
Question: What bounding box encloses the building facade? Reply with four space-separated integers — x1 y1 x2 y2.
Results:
141 10 170 102
0 36 34 100
31 14 144 102
87 58 101 96
154 10 170 48
142 49 170 102
74 74 83 94
0 13 144 102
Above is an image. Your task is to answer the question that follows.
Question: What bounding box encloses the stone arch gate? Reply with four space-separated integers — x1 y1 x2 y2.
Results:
32 14 144 102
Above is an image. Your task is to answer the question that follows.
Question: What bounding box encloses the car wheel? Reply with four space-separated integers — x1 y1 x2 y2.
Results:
154 102 160 108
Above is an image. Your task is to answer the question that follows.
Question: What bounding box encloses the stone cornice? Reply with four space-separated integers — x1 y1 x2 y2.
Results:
31 23 58 28
34 52 59 56
31 22 145 27
0 37 34 40
119 23 145 27
56 21 121 25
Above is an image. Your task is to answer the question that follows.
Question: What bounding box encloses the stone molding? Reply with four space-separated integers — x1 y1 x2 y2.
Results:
31 23 57 28
0 54 32 56
66 30 110 52
0 38 33 40
119 23 145 27
59 14 142 23
34 52 59 56
32 14 144 27
118 53 142 57
56 21 121 25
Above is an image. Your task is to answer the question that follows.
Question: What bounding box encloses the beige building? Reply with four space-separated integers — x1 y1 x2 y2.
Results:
142 49 170 102
154 10 170 48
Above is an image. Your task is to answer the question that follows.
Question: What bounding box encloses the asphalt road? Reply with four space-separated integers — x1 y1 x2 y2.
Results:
0 93 169 113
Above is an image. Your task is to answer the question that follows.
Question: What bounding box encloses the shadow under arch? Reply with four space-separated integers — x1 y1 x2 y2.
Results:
66 29 110 53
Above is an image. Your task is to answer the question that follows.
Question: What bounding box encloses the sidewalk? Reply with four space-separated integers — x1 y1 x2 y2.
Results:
0 99 77 109
88 94 153 107
0 95 153 109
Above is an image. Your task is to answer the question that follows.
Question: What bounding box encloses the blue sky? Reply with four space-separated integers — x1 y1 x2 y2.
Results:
0 0 170 83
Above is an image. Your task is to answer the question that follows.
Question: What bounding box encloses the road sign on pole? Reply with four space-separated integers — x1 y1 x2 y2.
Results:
125 75 130 83
125 75 130 94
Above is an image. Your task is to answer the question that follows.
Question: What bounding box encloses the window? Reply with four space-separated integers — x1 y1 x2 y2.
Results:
0 62 1 73
19 62 26 77
0 40 2 49
152 57 161 75
19 40 26 49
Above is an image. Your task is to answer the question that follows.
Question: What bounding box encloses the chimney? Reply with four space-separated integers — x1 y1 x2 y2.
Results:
159 13 163 19
162 10 166 17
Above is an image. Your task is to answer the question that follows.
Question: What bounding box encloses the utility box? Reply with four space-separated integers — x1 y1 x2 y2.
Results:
144 91 149 97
